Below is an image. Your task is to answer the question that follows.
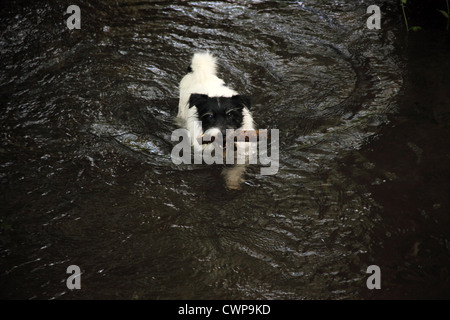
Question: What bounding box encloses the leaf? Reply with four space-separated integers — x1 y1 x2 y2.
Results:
410 26 422 31
438 9 449 19
401 0 407 4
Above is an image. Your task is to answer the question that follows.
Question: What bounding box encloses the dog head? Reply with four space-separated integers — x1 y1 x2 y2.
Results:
189 94 251 135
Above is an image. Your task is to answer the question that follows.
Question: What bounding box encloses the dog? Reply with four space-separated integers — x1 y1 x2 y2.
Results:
177 51 255 189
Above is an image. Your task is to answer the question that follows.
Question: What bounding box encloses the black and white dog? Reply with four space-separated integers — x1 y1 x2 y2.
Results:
177 51 255 189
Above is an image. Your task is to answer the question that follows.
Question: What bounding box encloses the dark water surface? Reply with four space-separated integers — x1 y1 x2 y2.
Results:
1 0 449 299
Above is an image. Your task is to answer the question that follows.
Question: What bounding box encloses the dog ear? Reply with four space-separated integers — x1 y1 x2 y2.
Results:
189 94 209 109
232 95 251 110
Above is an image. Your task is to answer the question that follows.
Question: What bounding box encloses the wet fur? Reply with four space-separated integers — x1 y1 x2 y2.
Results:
177 51 255 189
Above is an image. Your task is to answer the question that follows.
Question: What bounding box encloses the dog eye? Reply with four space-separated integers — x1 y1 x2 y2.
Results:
202 114 214 120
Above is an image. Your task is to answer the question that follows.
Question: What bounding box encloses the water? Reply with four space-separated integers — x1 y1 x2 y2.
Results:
1 0 449 299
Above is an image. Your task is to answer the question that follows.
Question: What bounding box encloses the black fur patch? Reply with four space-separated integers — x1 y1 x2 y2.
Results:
189 94 251 133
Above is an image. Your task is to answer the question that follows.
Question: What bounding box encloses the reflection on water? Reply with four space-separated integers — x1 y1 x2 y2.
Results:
1 0 449 299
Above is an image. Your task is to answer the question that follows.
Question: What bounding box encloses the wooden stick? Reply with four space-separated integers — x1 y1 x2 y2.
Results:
200 130 268 144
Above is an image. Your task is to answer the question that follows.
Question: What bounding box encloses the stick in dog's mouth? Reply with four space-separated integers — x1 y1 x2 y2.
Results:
200 130 268 145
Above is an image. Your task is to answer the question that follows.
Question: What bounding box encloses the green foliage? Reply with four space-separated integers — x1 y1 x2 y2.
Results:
400 0 421 32
439 9 449 19
401 0 449 31
438 0 450 30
